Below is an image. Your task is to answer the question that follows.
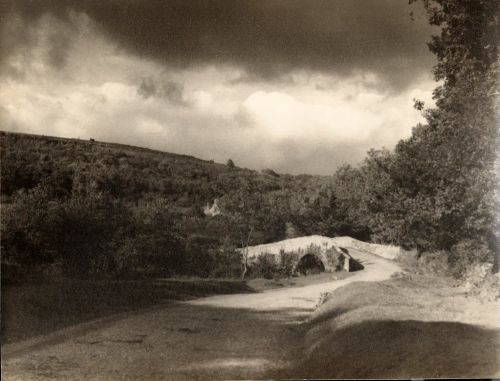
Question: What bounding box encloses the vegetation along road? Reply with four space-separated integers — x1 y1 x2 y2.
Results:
2 248 399 380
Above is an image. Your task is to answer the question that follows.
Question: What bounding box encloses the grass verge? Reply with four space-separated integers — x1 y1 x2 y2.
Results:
287 274 500 379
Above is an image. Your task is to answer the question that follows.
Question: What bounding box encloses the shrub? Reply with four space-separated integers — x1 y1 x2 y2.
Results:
126 203 185 277
1 183 187 280
53 189 137 278
209 239 242 278
449 239 493 280
109 236 141 278
250 253 279 279
395 249 419 271
395 249 449 277
316 291 331 308
418 250 451 276
278 249 298 278
305 243 323 256
1 186 56 273
184 235 220 277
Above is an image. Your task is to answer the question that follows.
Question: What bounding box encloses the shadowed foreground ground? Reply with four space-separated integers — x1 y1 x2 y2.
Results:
3 303 309 381
1 279 253 345
283 320 500 379
2 248 391 380
2 248 498 380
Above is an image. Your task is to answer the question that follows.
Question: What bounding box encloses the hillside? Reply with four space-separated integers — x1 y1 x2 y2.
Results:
0 131 328 205
0 131 334 281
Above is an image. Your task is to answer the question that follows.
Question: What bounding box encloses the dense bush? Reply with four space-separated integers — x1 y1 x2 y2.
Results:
250 253 279 279
207 239 242 278
278 249 298 278
1 187 57 271
397 240 494 280
53 190 128 277
1 183 187 280
0 132 334 282
179 235 218 278
418 251 451 277
449 239 493 280
326 0 499 279
304 244 323 257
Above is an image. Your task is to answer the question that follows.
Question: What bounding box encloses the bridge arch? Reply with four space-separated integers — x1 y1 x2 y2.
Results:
294 247 362 273
296 253 326 275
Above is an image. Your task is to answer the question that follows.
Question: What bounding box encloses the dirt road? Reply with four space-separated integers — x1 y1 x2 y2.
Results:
2 249 400 381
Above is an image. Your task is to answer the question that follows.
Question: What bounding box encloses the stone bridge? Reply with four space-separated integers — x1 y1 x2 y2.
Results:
244 237 363 273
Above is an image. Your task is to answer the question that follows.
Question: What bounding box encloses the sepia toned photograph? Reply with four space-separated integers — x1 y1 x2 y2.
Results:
0 0 498 379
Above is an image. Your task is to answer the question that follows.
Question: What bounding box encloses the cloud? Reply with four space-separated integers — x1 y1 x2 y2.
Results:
137 76 186 105
243 91 376 141
2 0 437 91
0 2 438 175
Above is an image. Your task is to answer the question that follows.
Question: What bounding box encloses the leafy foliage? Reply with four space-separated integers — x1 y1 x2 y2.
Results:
278 249 299 278
1 1 496 282
328 0 499 277
0 132 333 281
250 253 279 279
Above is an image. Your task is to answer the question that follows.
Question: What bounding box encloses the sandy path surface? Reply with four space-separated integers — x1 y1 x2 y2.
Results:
2 249 400 381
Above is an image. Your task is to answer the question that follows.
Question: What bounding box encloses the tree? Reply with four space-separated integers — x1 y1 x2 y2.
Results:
330 164 372 240
327 1 498 275
221 189 256 279
1 186 57 271
226 159 235 169
218 188 287 279
53 185 126 277
379 0 500 273
128 201 185 276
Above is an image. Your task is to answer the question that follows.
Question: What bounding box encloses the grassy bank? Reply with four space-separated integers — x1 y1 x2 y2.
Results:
288 274 500 379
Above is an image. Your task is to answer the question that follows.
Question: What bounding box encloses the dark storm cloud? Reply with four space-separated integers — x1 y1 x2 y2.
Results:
137 77 186 105
46 32 72 70
3 0 436 90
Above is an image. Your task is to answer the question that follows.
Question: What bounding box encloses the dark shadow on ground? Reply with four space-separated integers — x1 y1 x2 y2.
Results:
349 258 365 271
4 295 499 380
2 302 313 381
1 279 254 344
270 319 500 379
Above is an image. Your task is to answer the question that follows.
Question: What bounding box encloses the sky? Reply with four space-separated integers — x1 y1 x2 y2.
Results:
0 0 438 175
